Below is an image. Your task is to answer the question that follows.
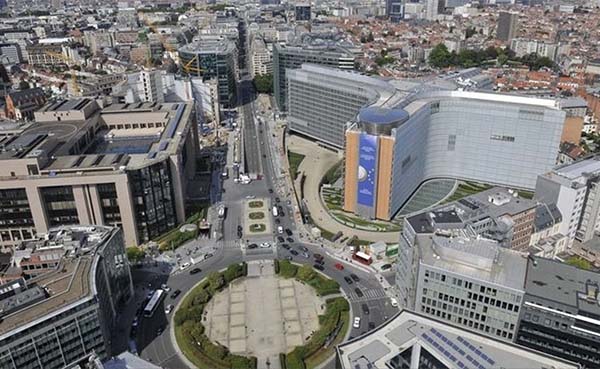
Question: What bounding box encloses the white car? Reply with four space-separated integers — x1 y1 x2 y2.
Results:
390 297 398 308
277 226 284 234
180 262 190 270
161 284 171 292
353 317 361 329
165 304 174 314
260 242 271 248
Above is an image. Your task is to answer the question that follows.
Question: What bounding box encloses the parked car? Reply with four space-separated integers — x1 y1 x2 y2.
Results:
285 229 293 236
313 253 324 261
189 268 201 275
353 317 361 329
287 237 295 243
260 242 271 248
290 249 299 256
390 297 398 307
350 273 360 282
277 236 285 243
380 263 392 271
165 305 174 314
161 284 170 292
248 243 258 249
344 276 353 284
302 252 310 258
362 304 370 315
170 290 181 299
280 243 290 250
334 263 344 270
313 264 325 271
300 246 308 252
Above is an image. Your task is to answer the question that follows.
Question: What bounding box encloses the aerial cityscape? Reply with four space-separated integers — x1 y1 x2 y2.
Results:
0 0 599 368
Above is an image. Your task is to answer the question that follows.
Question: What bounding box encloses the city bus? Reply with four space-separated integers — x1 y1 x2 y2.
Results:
143 289 165 318
352 251 373 266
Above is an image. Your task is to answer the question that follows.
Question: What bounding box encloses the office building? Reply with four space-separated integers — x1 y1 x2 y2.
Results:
510 38 559 60
516 257 600 368
295 3 311 20
426 0 445 20
535 156 600 246
273 35 355 111
178 40 238 108
497 12 518 42
396 210 528 342
139 69 164 103
287 65 399 148
250 37 272 78
0 98 198 248
0 225 133 369
344 92 565 221
336 310 580 369
0 43 22 64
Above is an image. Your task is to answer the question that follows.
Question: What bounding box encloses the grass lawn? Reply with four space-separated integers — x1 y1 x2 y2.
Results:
304 310 350 368
565 255 593 270
248 200 264 208
288 151 305 181
249 212 265 220
441 181 492 204
249 223 266 232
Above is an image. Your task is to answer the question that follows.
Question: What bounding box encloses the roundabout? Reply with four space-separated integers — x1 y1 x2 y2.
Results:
172 260 350 369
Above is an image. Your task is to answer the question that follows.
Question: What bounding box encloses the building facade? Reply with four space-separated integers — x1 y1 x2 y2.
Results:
0 225 133 369
497 12 518 42
250 37 272 78
0 98 198 248
535 157 600 246
178 40 238 108
273 39 355 111
516 257 600 369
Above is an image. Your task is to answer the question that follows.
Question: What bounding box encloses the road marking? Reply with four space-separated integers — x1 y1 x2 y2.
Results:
347 289 388 302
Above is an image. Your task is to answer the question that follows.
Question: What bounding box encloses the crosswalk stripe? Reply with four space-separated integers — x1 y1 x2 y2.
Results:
347 289 388 301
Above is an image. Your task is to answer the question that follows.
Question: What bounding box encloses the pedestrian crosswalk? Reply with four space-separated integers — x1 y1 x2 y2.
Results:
221 240 241 249
347 288 388 302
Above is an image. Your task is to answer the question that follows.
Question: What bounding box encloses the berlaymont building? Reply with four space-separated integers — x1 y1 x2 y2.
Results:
286 64 567 220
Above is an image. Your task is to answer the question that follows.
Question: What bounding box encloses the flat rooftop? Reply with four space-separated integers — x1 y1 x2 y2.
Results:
337 310 579 369
0 226 116 339
553 156 600 181
417 233 528 291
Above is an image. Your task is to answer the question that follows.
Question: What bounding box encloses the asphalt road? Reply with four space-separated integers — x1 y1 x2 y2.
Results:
129 75 398 369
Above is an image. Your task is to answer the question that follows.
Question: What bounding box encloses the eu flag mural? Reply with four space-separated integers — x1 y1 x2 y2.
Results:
357 133 378 207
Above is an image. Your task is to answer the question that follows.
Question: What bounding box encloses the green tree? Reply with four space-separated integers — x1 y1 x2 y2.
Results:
126 246 145 262
253 73 273 94
428 43 452 68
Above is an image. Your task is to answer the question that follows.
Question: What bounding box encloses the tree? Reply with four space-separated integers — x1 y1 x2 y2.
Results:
253 73 273 94
126 246 145 262
428 44 452 68
19 81 30 90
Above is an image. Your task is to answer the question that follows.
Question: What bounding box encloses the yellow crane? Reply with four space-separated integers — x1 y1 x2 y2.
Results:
182 54 204 75
44 51 80 96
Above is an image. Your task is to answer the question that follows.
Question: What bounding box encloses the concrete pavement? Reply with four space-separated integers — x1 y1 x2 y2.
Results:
287 135 400 244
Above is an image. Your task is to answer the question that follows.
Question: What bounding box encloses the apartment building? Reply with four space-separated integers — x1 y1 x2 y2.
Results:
0 98 198 248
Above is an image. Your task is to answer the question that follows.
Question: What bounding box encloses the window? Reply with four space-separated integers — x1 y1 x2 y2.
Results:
447 134 456 151
490 134 515 142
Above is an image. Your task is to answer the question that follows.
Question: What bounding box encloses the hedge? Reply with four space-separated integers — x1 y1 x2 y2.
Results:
278 261 340 296
175 262 255 369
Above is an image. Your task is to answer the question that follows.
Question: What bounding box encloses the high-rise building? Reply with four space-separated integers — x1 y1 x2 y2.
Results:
336 310 580 369
396 208 530 342
250 37 272 78
286 65 397 148
344 93 565 220
295 3 311 20
534 156 600 246
0 98 198 248
178 40 238 108
516 257 600 369
0 225 133 369
139 69 164 103
426 0 445 20
497 12 518 42
273 36 355 111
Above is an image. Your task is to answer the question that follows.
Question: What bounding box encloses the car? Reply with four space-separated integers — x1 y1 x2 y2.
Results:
277 236 285 243
180 262 190 270
368 322 376 330
390 297 398 307
350 273 360 282
285 229 293 236
275 218 281 224
260 242 271 248
300 246 308 252
290 249 299 256
132 317 139 328
245 195 255 199
355 288 363 297
171 290 181 299
302 252 310 258
334 263 344 270
362 304 370 315
380 263 392 271
344 276 353 284
353 317 361 329
280 243 290 250
189 268 202 275
237 225 243 232
156 327 163 336
204 253 213 260
146 290 154 299
287 237 294 243
165 304 174 314
248 243 258 249
268 189 273 193
275 197 280 203
313 263 325 271
161 284 171 292
313 253 323 261
277 226 284 234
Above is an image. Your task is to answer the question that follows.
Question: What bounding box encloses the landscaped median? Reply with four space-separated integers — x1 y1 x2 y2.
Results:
154 209 207 252
173 263 258 369
275 260 350 369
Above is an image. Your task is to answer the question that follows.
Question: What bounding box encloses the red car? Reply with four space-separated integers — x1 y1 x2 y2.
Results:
335 263 344 270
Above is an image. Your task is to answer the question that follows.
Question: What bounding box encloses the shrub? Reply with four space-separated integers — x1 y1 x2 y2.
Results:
207 272 226 293
274 259 280 274
224 263 244 282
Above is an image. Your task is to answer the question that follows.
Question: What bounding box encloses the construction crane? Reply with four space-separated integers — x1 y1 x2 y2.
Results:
182 55 205 75
44 50 80 96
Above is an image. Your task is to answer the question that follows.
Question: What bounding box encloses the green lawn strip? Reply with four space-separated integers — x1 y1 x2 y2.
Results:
249 224 266 232
288 151 306 181
154 209 207 250
248 200 264 208
565 256 593 271
249 212 265 220
304 309 350 368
